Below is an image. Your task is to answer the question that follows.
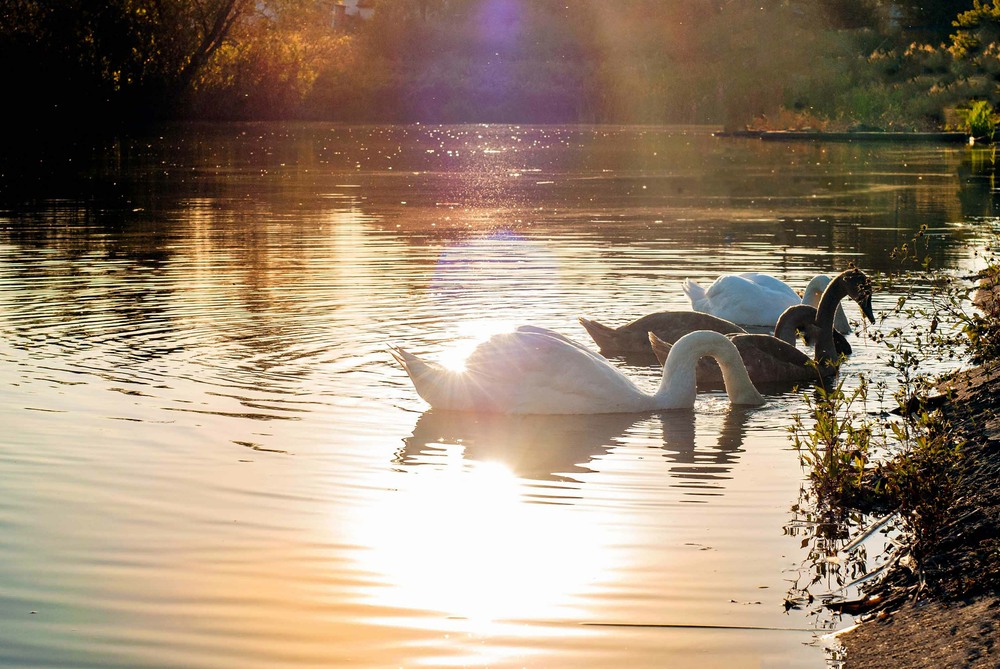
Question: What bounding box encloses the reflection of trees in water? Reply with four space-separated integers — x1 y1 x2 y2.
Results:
397 407 754 500
0 144 387 379
3 126 995 380
958 146 1000 222
4 125 994 275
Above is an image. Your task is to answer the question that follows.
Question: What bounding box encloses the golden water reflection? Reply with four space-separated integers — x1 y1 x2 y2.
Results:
353 459 612 630
352 406 768 661
4 124 994 668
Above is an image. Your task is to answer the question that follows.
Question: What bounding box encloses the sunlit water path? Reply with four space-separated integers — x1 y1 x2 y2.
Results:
0 124 994 667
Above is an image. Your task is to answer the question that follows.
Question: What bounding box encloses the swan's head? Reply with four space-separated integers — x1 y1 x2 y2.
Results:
839 268 875 323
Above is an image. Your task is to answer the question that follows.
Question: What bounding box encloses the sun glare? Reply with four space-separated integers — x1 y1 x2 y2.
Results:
437 318 517 371
351 461 608 631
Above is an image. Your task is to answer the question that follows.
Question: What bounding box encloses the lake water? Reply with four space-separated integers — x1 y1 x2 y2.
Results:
0 124 994 668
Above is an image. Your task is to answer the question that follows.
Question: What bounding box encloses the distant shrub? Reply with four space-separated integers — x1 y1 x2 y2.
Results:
960 100 997 140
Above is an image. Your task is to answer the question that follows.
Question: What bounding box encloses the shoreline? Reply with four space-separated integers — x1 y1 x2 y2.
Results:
715 130 971 144
838 272 1000 667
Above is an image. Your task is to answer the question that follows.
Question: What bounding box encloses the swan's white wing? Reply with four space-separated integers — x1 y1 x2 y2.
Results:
464 331 646 413
704 274 759 300
701 275 799 327
515 325 610 362
710 273 798 301
736 273 800 300
466 331 633 389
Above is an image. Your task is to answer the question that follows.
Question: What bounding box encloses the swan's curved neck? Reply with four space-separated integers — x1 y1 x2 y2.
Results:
814 276 849 362
773 305 816 344
653 331 763 408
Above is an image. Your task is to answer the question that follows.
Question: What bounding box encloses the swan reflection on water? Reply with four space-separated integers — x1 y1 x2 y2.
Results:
397 409 638 482
397 406 755 497
657 407 752 497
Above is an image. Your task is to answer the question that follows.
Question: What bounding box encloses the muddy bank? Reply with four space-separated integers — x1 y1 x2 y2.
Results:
842 596 1000 668
841 356 1000 667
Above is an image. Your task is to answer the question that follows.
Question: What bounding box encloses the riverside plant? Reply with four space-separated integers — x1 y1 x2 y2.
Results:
789 370 875 515
785 229 998 608
789 315 953 525
961 100 997 141
785 336 964 615
791 227 990 519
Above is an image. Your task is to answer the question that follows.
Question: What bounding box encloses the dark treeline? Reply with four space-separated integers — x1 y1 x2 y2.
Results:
6 0 1000 130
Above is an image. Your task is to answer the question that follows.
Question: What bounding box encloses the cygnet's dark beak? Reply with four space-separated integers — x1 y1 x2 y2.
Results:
859 296 876 323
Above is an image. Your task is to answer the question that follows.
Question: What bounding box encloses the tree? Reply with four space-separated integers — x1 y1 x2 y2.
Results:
1 0 261 127
170 0 255 102
195 0 349 120
952 0 1000 59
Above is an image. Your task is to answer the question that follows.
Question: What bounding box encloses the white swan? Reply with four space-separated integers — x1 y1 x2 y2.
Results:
683 272 851 333
390 327 764 414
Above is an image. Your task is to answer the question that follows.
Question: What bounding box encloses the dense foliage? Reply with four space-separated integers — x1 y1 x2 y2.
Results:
6 0 1000 129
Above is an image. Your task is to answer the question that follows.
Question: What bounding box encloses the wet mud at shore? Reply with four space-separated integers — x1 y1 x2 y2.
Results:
843 596 1000 668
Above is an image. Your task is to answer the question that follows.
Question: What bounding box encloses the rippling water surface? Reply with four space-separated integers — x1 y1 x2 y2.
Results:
0 124 994 668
